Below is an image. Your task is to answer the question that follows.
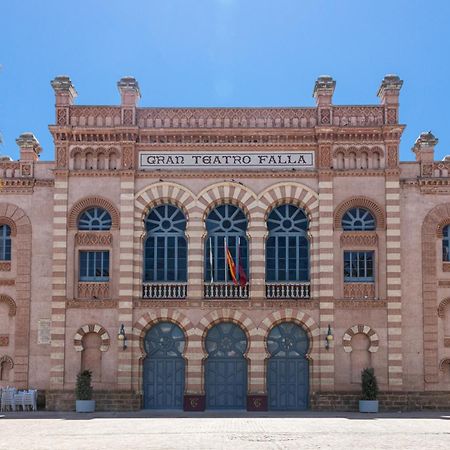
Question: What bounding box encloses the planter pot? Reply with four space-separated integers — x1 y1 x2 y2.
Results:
359 400 379 413
76 400 96 413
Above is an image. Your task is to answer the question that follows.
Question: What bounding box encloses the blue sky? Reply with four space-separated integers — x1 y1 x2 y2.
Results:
1 0 449 161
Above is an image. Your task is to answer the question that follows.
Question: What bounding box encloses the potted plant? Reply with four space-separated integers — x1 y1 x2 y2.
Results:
359 367 379 413
75 369 95 413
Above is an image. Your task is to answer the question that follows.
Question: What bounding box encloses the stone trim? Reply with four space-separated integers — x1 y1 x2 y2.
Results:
342 324 379 353
422 203 450 383
0 295 16 316
0 355 14 369
437 298 450 318
73 324 110 352
67 196 120 230
197 182 258 223
340 231 377 247
134 182 196 222
334 196 385 230
75 232 112 246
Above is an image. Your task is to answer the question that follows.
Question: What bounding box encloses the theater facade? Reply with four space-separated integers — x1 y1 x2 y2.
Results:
1 75 450 411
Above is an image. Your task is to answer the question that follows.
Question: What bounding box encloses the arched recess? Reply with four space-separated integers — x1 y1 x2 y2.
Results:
68 196 120 230
334 197 385 230
197 182 258 225
439 358 450 371
0 203 31 388
134 182 196 225
259 309 320 393
342 324 380 353
73 324 110 352
132 309 195 393
422 203 450 383
0 295 17 317
0 217 17 237
0 355 14 382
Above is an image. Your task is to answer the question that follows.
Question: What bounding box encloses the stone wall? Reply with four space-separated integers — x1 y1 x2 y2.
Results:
46 390 141 411
311 391 450 411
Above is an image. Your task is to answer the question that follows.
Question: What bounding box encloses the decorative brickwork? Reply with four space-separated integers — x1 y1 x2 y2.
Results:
343 283 375 299
0 336 9 346
0 295 17 316
0 262 11 271
67 196 120 229
75 232 112 246
340 232 378 247
437 298 450 318
73 324 110 352
342 324 379 353
77 282 110 299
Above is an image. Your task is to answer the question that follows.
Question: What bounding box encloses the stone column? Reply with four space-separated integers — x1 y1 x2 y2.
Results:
117 77 140 126
377 74 403 126
50 76 77 126
17 132 41 178
412 131 438 177
117 172 136 390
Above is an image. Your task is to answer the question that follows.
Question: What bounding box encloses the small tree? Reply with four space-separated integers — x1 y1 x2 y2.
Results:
75 370 93 400
361 367 379 400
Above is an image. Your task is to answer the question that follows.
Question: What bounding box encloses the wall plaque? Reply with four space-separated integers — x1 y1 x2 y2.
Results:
38 319 51 344
139 151 315 170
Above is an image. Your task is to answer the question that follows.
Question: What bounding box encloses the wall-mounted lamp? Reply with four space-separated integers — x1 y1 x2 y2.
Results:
118 324 127 350
325 324 333 350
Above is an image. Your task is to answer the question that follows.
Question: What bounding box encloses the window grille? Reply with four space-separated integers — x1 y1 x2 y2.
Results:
342 207 375 231
78 207 112 231
79 250 110 281
0 225 11 261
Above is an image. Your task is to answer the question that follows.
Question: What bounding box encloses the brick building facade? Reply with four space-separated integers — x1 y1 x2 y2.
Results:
0 74 449 411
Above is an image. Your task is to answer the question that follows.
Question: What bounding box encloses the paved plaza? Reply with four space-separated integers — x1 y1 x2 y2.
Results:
1 411 450 449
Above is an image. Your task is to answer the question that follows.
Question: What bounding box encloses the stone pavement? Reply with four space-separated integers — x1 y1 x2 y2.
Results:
1 410 450 449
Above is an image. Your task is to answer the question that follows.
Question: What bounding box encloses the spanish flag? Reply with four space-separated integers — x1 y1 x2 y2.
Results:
224 238 238 285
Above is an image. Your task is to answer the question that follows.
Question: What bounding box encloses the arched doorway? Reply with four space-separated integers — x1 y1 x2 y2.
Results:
205 322 248 409
267 322 309 410
143 322 185 409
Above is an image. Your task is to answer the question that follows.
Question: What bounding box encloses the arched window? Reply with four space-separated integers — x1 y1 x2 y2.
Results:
342 207 375 231
266 204 309 282
78 208 112 231
144 205 187 282
0 225 11 261
443 225 450 261
204 204 248 284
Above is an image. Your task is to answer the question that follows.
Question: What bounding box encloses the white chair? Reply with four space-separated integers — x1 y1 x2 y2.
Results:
22 390 37 411
0 389 16 412
13 391 24 411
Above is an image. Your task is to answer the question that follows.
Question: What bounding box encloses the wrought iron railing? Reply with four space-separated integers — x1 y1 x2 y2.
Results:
203 283 249 299
265 282 311 299
142 283 187 299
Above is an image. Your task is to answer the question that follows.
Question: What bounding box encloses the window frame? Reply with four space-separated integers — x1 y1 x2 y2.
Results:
342 207 376 231
79 250 110 282
143 204 188 283
443 225 450 262
265 204 310 283
78 207 112 231
343 250 375 282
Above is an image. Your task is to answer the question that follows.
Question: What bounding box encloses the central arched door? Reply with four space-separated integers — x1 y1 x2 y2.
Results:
267 322 309 410
205 322 248 409
143 322 185 409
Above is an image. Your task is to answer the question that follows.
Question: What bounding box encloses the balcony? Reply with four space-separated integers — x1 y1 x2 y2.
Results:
265 283 311 299
204 283 249 299
142 283 187 299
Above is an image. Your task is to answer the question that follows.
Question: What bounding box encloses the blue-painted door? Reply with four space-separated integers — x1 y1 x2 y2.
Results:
205 322 248 409
267 322 309 410
143 322 185 409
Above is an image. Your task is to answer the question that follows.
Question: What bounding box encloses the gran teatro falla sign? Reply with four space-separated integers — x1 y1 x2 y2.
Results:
139 151 314 170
